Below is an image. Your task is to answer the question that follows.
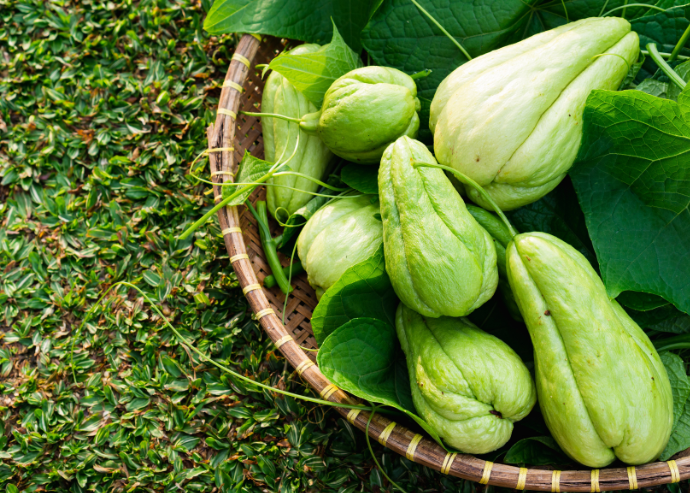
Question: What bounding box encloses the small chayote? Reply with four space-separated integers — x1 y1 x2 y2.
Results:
507 232 673 467
379 136 497 318
301 66 420 164
396 303 536 454
297 194 382 299
431 17 639 210
262 44 333 221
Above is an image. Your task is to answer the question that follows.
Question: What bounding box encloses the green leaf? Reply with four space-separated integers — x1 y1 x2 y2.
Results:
268 22 362 107
660 352 690 429
222 151 272 206
504 437 569 466
661 389 690 459
204 0 377 51
317 317 445 447
340 164 379 194
571 88 690 314
362 0 690 141
311 245 397 345
506 179 596 267
617 291 670 311
142 270 162 287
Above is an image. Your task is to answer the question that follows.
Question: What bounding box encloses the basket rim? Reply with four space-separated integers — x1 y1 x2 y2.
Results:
207 33 689 491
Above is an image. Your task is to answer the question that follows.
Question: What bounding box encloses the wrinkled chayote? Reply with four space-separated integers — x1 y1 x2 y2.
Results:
507 232 673 467
301 66 420 164
297 194 382 299
263 44 333 221
396 303 536 454
431 17 639 210
379 136 498 318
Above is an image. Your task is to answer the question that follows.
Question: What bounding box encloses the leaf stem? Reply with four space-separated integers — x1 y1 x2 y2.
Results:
640 50 689 61
247 201 293 295
670 23 690 61
240 111 302 124
408 0 472 61
646 43 687 89
412 161 518 238
653 334 690 352
602 3 665 16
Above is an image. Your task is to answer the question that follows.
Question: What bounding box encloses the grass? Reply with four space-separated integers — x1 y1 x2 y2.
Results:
0 0 476 491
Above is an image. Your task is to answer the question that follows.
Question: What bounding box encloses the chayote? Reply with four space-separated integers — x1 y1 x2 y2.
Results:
379 136 498 318
263 44 334 221
396 303 536 454
300 66 420 164
431 17 639 210
297 194 382 299
506 232 673 467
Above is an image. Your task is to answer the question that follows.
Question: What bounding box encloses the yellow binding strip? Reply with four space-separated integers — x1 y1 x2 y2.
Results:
214 195 222 203
479 461 493 485
320 384 338 400
551 470 561 493
405 434 423 461
218 108 236 119
223 80 244 92
441 453 456 475
377 422 396 446
516 467 528 490
242 283 261 295
274 334 292 347
668 460 681 483
627 466 637 490
249 33 262 41
207 147 234 153
591 469 600 493
222 227 242 235
229 253 248 263
295 359 314 376
232 53 251 68
346 408 360 424
255 308 275 320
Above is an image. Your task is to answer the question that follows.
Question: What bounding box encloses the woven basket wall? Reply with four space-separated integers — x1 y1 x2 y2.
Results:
206 33 689 491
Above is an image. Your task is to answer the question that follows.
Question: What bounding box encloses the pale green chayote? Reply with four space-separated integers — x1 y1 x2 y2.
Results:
301 66 420 164
506 232 673 467
396 303 536 454
297 194 382 299
263 44 333 221
379 136 497 318
431 17 639 210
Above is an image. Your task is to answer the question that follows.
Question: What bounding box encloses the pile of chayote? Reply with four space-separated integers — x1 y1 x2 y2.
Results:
259 15 673 466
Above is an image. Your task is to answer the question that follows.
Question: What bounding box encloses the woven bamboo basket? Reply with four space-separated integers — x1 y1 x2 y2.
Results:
207 33 689 491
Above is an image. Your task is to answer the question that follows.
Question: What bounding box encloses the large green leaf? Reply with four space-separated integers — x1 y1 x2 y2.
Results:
311 245 397 345
504 437 569 466
317 317 445 447
361 0 690 140
659 351 690 459
268 23 362 108
204 0 377 51
571 88 690 315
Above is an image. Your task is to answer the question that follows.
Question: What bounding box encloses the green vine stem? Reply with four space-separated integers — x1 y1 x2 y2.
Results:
264 260 304 289
240 111 301 124
408 0 472 61
69 281 374 412
247 201 293 295
365 408 410 493
670 23 690 61
646 43 687 89
602 3 665 16
653 334 690 352
412 161 519 238
641 49 690 61
410 69 432 80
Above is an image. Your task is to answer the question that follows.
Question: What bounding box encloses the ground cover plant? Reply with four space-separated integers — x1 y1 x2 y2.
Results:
0 0 474 491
